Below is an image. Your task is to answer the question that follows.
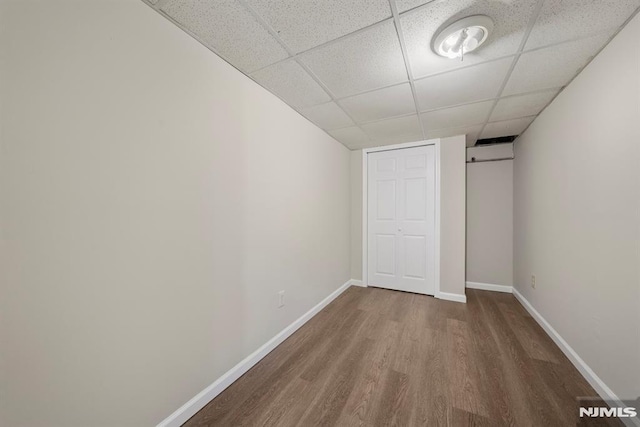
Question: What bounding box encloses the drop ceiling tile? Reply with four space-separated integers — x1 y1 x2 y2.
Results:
299 21 408 98
401 0 538 78
161 0 288 73
480 117 535 139
361 115 423 142
526 0 640 50
420 101 493 132
251 60 330 109
300 102 354 130
396 0 431 13
328 126 370 147
372 132 426 146
424 124 484 147
339 83 416 123
245 0 392 53
490 89 559 122
414 57 512 111
503 34 609 96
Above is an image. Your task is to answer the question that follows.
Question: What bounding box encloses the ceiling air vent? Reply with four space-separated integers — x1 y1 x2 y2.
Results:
475 135 518 145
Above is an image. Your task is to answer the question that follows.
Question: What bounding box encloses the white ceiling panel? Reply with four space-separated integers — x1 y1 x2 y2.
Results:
395 0 431 14
148 0 639 148
420 101 493 132
251 60 330 108
244 0 392 53
526 0 640 50
503 34 609 96
401 0 538 78
368 131 426 146
361 115 423 142
490 89 559 122
328 126 370 148
339 83 416 124
300 102 354 130
414 57 512 111
480 116 535 139
299 21 408 98
425 124 483 147
161 0 288 73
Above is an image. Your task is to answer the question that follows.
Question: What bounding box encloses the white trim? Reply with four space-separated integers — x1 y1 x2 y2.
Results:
433 140 441 301
362 139 440 153
348 279 366 287
512 288 639 427
156 280 354 427
436 291 467 304
361 149 367 288
466 281 513 293
362 139 441 297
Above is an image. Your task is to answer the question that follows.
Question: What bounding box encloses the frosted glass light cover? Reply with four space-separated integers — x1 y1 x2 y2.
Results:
433 15 494 59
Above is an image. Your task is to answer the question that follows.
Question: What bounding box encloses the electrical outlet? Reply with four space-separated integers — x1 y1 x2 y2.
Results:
531 275 536 289
278 290 285 308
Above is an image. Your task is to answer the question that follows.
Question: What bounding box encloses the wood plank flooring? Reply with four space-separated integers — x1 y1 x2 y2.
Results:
184 287 614 426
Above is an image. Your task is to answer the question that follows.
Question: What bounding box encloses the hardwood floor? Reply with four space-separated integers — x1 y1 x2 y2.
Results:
184 287 612 426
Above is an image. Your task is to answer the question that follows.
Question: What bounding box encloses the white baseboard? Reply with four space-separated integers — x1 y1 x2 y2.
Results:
156 279 354 427
512 288 639 427
348 279 365 287
437 291 467 304
466 281 513 293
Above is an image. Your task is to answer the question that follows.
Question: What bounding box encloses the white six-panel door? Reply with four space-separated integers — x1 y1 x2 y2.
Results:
367 145 436 295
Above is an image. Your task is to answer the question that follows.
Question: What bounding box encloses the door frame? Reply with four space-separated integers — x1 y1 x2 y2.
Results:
362 139 441 297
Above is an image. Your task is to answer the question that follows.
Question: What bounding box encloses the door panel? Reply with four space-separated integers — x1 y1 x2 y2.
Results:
404 177 426 220
376 180 396 220
376 157 397 172
367 145 436 295
403 235 426 279
375 235 396 275
405 153 426 169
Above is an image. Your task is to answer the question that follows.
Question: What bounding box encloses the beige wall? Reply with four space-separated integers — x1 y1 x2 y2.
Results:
466 153 513 287
514 13 640 400
439 136 467 296
350 135 467 298
0 1 350 426
350 150 363 280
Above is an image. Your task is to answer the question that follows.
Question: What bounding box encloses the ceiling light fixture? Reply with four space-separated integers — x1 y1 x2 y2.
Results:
432 15 494 61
